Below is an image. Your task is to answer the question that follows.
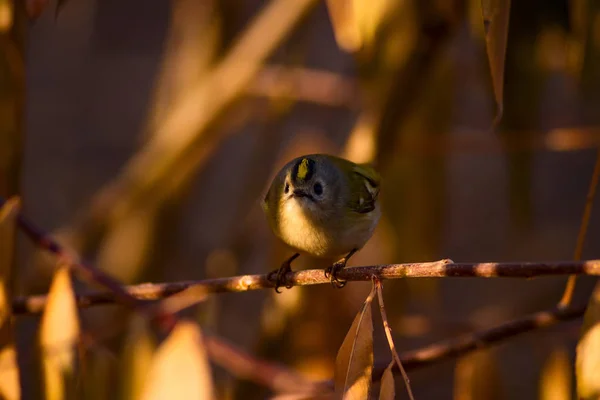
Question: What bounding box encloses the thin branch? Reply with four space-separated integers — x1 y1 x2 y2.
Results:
12 259 600 314
559 146 600 307
8 196 149 313
371 304 586 380
207 334 331 395
375 279 415 400
4 198 323 395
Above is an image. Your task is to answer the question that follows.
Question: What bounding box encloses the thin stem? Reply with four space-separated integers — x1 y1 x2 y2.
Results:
11 259 600 314
370 304 585 380
1 195 323 395
559 147 600 308
375 279 415 400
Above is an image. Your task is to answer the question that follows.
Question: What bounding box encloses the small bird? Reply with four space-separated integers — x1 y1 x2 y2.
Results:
262 154 381 292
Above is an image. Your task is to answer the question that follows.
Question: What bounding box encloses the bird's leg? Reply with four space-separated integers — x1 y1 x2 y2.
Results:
268 253 300 293
324 249 357 288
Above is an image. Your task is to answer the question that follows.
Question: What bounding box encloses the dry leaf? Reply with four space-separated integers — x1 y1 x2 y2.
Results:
120 315 156 400
481 0 511 125
82 348 114 400
577 281 600 400
540 347 572 400
379 361 395 400
0 197 19 282
454 350 503 400
334 285 376 399
325 0 361 52
140 320 215 400
0 198 20 400
325 0 392 53
0 0 12 32
40 267 81 400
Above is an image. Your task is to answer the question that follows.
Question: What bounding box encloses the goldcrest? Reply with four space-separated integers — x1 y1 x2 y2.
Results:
262 154 381 292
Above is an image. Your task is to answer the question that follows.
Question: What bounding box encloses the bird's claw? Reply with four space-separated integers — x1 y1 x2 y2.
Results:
325 260 347 289
268 259 295 293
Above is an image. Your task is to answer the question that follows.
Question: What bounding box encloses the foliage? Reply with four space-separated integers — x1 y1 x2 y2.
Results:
1 0 599 399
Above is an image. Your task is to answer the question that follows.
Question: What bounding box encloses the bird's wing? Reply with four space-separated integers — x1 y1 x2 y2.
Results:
350 163 381 214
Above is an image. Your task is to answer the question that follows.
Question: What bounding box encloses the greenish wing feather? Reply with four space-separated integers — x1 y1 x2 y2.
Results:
350 163 381 214
353 163 381 187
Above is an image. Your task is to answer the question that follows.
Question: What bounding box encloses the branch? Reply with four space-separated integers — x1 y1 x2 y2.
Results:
375 279 415 400
12 259 600 314
559 146 600 307
205 334 331 395
372 304 586 379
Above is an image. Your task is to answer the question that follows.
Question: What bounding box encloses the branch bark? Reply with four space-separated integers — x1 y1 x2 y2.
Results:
12 259 600 314
373 304 586 378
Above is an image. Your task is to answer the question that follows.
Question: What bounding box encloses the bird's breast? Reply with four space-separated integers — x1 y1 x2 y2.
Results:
276 199 379 258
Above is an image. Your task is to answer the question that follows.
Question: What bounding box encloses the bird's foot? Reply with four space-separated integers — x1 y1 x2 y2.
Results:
324 259 347 289
268 254 299 293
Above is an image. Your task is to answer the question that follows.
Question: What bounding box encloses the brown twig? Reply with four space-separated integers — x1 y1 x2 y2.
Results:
10 197 149 313
3 195 323 394
371 304 585 380
375 279 415 400
11 259 600 314
559 147 600 307
209 334 332 395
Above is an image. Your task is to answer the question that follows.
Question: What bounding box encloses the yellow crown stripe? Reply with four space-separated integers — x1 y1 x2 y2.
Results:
297 158 310 180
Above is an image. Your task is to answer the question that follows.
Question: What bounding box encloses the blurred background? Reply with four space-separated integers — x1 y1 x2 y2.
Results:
3 0 600 398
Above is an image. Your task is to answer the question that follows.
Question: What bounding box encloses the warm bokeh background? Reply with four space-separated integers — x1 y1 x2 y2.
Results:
4 0 600 398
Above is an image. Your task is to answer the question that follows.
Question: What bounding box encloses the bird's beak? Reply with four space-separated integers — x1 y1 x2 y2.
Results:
292 189 309 198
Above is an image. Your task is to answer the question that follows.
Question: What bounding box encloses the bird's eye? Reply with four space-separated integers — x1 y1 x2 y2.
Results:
313 182 323 195
284 183 290 194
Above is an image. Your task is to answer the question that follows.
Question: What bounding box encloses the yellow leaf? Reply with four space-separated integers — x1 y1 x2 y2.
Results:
334 285 376 399
82 348 114 400
0 197 18 284
481 0 511 125
379 361 395 400
454 350 503 400
540 347 572 400
325 0 361 52
0 198 20 400
577 281 600 400
120 315 156 400
325 0 393 53
140 321 215 400
40 267 81 400
0 346 19 400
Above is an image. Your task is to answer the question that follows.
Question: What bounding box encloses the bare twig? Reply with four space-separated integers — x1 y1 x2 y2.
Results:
7 196 149 313
559 147 600 307
371 304 585 379
375 279 415 400
12 259 600 314
2 194 323 394
205 334 331 395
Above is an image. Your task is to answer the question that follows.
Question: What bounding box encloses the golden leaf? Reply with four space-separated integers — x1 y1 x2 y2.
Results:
481 0 511 125
0 199 20 400
540 347 572 400
120 315 156 400
577 281 600 400
334 285 376 399
325 0 393 53
140 320 215 400
454 350 503 400
40 267 80 400
379 361 395 400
